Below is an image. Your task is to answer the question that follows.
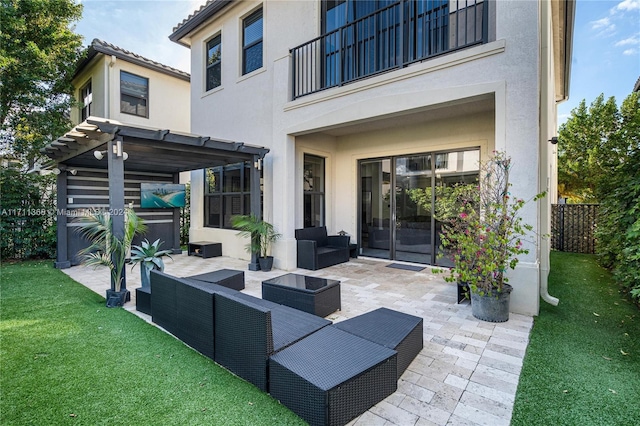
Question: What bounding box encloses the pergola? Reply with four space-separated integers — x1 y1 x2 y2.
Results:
43 117 269 290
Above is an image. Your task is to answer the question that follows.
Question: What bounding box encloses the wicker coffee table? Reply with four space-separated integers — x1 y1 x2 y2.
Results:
262 273 340 317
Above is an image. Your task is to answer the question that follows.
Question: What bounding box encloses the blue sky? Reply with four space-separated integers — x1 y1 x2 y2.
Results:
75 0 640 125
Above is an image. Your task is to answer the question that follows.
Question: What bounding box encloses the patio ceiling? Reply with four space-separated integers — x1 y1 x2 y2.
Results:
41 117 269 172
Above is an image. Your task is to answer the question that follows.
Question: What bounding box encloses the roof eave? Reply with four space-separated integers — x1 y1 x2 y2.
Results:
170 0 234 47
559 0 576 103
91 43 190 82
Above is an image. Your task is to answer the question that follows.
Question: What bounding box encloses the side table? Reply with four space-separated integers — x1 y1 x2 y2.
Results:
188 241 222 258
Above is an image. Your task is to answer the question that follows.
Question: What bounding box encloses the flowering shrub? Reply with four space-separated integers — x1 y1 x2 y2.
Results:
441 151 545 295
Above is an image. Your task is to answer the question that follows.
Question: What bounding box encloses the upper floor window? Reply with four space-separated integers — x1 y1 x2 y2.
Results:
206 34 222 91
242 8 263 75
120 71 148 118
80 80 92 121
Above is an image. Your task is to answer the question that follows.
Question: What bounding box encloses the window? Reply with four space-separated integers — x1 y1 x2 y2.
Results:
80 80 92 121
206 34 222 90
204 162 256 228
303 154 325 228
120 71 148 117
242 8 263 75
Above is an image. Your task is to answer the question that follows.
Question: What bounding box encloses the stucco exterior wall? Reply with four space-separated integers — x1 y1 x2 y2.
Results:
71 57 106 123
185 0 552 315
71 54 190 133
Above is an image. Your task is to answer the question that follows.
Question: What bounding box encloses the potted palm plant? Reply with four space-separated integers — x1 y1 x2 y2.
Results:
442 151 545 322
76 209 146 307
130 239 173 287
231 214 281 271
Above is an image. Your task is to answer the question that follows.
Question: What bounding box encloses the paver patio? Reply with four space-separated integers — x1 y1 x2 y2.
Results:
62 254 532 426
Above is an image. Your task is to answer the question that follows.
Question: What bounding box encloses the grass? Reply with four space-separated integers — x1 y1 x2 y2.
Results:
512 252 640 425
0 261 305 425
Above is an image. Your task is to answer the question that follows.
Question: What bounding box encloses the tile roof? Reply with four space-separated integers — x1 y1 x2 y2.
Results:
77 39 190 81
170 0 234 46
173 0 215 33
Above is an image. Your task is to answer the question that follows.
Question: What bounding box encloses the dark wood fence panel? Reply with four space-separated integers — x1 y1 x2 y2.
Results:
551 204 599 254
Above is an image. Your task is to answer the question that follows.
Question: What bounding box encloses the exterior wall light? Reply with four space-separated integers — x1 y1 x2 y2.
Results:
549 137 558 144
94 149 128 161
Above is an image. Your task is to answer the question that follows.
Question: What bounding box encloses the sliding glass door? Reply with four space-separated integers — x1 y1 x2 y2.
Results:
394 154 433 263
360 159 392 259
359 148 480 265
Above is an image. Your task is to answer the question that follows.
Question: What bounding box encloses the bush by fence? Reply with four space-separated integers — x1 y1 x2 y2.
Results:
551 204 599 254
1 167 57 260
180 182 190 246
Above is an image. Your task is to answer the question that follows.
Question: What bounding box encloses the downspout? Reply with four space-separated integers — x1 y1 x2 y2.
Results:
106 55 116 118
539 0 559 306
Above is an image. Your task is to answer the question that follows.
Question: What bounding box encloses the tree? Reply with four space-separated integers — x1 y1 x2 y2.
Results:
0 0 83 168
557 94 620 203
594 92 640 301
560 92 640 301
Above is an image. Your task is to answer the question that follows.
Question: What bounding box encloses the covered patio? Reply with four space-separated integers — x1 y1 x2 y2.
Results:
63 254 532 426
42 117 269 286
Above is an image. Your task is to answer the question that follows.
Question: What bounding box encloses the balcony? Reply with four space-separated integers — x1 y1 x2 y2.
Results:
290 0 488 100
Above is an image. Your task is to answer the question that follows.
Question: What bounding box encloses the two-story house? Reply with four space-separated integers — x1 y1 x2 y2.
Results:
50 40 192 267
170 0 575 316
71 39 191 131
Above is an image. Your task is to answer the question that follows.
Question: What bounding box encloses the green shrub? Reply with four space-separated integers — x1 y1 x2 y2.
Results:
180 181 190 245
0 166 56 260
594 93 640 302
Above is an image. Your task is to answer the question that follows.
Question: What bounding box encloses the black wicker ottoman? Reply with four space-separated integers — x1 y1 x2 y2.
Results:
333 307 423 379
186 269 245 291
135 286 151 315
269 327 397 426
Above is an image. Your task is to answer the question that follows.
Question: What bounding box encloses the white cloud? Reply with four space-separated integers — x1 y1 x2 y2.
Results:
615 36 640 46
615 0 640 12
623 48 638 55
591 17 611 30
590 17 617 37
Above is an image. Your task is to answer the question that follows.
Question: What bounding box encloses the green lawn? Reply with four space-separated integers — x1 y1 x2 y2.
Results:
0 261 305 425
512 252 640 425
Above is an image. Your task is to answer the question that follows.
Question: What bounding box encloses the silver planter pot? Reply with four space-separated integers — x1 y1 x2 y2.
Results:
470 283 513 323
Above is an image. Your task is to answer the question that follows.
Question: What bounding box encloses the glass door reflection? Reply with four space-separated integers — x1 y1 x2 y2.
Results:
434 149 480 266
394 154 432 264
360 159 391 259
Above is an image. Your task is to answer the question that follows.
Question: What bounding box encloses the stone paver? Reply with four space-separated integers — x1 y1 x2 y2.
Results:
62 254 534 426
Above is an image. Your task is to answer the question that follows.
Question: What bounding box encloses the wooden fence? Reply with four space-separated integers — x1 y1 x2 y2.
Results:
551 204 599 254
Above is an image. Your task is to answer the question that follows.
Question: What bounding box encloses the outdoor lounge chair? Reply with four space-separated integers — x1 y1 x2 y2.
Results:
295 226 350 270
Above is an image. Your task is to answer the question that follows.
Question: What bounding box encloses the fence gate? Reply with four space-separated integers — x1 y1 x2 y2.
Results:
551 204 599 254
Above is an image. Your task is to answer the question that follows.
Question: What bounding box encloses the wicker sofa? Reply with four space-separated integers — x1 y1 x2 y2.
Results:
148 270 423 425
149 270 331 391
295 226 350 270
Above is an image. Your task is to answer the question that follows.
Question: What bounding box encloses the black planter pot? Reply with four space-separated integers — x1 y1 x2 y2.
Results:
470 284 513 322
258 256 274 272
105 289 130 308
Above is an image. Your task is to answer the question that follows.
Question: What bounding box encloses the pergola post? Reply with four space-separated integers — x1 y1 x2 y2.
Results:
248 154 262 271
54 171 71 269
107 137 126 291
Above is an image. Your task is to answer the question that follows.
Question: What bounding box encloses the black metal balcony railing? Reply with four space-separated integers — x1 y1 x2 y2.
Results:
291 0 488 99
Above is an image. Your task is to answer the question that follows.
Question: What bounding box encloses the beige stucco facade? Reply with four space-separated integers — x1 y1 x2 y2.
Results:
71 47 191 133
176 0 573 316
